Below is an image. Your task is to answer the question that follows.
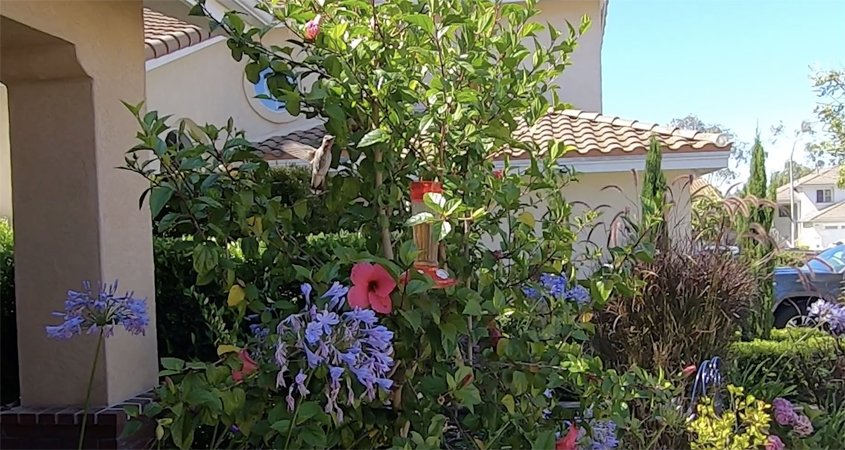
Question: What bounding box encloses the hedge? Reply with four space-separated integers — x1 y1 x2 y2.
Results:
729 328 845 408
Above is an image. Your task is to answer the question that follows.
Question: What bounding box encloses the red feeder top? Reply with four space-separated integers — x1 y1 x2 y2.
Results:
410 181 442 202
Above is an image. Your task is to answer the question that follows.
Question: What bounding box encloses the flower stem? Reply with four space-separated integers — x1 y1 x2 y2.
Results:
285 401 301 449
78 329 104 450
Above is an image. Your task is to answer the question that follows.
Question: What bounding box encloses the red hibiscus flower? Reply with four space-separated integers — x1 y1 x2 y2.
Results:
232 349 258 383
556 422 578 450
349 262 396 314
304 14 322 41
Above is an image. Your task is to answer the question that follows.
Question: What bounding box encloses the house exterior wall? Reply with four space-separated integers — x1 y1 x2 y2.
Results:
536 0 604 112
775 181 844 249
145 28 323 142
146 0 605 141
493 169 693 277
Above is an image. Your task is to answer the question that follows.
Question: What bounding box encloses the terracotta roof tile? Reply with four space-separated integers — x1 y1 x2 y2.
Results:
143 8 211 61
255 109 733 162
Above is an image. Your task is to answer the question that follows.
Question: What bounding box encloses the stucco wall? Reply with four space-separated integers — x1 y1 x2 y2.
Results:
483 169 693 277
0 84 10 220
146 28 322 142
535 0 604 112
1 0 157 407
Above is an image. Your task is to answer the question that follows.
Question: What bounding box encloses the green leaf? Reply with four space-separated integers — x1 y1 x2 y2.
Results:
532 431 556 450
512 371 529 395
405 14 435 35
405 278 432 295
501 394 516 414
591 280 612 304
160 357 185 372
149 186 173 217
432 221 452 241
270 419 291 434
405 212 435 227
300 425 327 447
293 199 308 219
423 192 446 213
295 401 323 424
398 240 420 266
399 309 422 332
462 295 483 316
357 129 389 148
453 384 481 412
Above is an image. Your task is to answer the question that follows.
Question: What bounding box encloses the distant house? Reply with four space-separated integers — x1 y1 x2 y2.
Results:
773 166 845 249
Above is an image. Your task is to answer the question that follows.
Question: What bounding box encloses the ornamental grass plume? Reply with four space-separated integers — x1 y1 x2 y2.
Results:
44 280 149 450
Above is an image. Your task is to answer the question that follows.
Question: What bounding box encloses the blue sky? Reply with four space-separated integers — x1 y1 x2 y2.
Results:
602 0 845 182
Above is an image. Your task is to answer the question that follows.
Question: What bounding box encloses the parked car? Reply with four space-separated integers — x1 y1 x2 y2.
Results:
773 244 845 327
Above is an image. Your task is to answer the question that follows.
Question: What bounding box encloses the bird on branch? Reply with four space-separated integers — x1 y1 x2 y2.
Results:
276 134 336 192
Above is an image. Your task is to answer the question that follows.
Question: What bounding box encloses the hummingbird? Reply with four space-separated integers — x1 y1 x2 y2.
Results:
276 134 336 191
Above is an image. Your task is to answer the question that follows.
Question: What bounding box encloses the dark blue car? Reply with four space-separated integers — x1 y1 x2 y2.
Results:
773 244 845 327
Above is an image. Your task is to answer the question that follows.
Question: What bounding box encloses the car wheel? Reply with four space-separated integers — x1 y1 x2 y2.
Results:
774 298 817 329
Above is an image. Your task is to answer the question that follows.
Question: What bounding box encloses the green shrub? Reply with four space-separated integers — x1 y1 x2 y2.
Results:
729 328 845 408
0 218 17 405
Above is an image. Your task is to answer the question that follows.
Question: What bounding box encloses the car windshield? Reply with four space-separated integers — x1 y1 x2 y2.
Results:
804 245 845 273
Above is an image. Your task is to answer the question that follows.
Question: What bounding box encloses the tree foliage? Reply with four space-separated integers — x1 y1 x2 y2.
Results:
669 114 748 186
808 68 845 186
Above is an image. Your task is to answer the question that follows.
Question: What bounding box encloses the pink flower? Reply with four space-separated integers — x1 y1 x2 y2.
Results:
304 14 322 41
772 397 798 426
555 422 578 450
681 364 697 378
493 169 504 179
232 349 258 383
765 435 785 450
349 262 396 314
792 414 814 437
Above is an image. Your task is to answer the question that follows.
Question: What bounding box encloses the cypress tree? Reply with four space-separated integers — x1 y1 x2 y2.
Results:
641 136 668 249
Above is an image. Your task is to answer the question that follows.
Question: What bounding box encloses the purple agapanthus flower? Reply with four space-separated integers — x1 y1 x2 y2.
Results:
274 282 394 422
808 299 845 335
564 408 619 450
45 281 148 340
523 272 592 307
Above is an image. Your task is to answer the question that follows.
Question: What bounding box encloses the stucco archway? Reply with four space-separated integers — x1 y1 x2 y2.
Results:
0 1 157 428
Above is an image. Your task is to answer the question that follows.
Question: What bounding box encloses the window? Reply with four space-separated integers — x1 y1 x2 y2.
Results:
824 225 839 230
778 205 791 218
242 67 297 124
816 189 833 203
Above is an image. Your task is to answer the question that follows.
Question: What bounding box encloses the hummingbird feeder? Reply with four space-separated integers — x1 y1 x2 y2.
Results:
402 180 456 289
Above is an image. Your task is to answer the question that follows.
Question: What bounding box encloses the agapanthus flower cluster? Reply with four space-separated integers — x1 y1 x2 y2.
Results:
771 397 814 436
562 409 619 450
45 281 148 339
274 282 394 422
523 273 591 307
808 299 845 335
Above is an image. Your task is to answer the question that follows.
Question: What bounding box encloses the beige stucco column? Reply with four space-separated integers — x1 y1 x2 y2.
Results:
0 84 11 220
0 1 157 407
